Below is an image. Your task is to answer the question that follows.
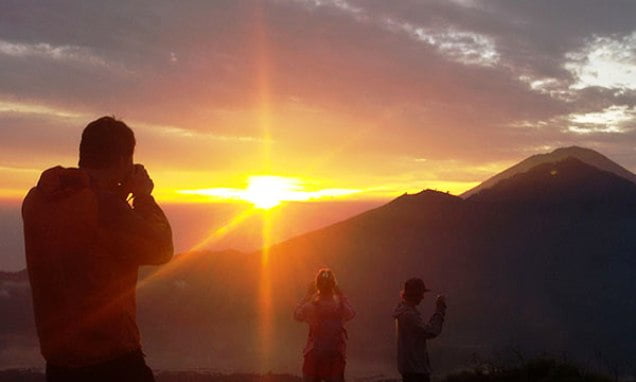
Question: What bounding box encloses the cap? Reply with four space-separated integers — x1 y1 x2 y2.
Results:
402 277 431 299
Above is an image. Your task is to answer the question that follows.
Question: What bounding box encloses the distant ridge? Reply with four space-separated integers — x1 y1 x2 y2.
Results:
461 146 636 198
468 157 636 207
388 189 461 207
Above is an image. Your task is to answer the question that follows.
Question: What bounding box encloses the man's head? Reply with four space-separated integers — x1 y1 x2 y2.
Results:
401 277 430 305
79 116 135 171
315 268 337 295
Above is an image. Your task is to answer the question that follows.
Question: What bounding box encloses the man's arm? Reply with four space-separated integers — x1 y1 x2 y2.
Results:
340 295 356 321
99 165 173 265
335 286 356 321
294 283 316 322
410 296 446 339
99 193 173 265
294 299 310 322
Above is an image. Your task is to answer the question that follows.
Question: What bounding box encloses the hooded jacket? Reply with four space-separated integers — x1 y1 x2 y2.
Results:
392 300 445 375
22 166 173 367
294 294 355 357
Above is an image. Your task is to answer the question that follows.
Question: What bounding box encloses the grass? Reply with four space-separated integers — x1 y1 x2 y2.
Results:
443 357 616 382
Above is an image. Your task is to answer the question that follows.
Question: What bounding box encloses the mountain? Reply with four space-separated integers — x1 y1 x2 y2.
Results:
470 157 636 208
461 146 636 198
2 149 636 377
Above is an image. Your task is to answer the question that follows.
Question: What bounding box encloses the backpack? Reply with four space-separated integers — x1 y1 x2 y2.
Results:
311 299 347 357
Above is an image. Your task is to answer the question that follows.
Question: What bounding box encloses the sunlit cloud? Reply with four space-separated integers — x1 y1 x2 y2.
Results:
0 100 88 120
292 0 366 20
567 105 635 134
293 0 499 67
0 100 262 145
144 124 266 143
0 39 113 69
178 175 360 208
565 31 636 90
447 0 480 8
387 21 499 66
517 75 572 101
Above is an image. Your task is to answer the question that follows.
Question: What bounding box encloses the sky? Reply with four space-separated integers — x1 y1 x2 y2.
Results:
0 1 636 268
1 0 635 202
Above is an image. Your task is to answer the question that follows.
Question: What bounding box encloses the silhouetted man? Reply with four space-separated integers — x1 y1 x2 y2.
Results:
22 116 173 382
393 278 446 382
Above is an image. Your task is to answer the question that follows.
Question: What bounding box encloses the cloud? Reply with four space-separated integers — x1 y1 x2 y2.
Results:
0 99 89 120
0 39 112 69
384 21 499 66
565 31 636 90
567 105 636 134
294 0 500 67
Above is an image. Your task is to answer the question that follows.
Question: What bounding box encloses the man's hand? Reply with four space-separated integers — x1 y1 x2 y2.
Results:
129 164 154 197
436 294 447 311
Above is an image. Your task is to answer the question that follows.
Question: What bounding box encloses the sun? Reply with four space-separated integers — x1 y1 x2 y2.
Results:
243 176 300 209
176 175 359 207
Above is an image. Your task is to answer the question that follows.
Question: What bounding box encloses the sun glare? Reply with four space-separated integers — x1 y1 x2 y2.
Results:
243 176 299 209
177 175 359 208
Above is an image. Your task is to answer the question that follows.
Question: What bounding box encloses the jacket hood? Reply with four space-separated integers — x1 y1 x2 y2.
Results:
36 166 91 200
392 301 415 318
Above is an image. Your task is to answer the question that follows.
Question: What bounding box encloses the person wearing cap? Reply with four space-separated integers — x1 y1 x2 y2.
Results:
392 278 446 382
294 268 355 382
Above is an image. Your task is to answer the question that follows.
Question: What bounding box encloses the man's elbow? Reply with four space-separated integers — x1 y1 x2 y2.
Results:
423 326 443 339
424 331 440 339
156 243 174 264
145 241 174 265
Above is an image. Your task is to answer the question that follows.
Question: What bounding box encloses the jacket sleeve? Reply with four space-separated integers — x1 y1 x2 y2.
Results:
294 297 313 322
99 193 174 265
409 308 445 339
340 295 356 322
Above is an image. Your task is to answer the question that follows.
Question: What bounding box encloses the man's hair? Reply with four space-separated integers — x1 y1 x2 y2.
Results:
79 116 136 169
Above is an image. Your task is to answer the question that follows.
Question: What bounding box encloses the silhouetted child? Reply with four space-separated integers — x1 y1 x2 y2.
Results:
294 268 355 382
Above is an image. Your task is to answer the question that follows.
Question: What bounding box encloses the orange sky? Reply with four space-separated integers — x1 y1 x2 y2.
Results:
1 1 635 204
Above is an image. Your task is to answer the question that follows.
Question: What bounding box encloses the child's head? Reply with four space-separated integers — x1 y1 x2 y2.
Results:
315 268 337 294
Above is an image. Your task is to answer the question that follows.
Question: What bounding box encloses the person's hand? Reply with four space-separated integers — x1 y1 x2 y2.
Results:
436 294 447 311
128 164 154 197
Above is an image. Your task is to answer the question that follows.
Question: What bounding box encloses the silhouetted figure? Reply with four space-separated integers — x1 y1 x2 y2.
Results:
294 268 355 382
393 278 446 382
22 116 173 382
